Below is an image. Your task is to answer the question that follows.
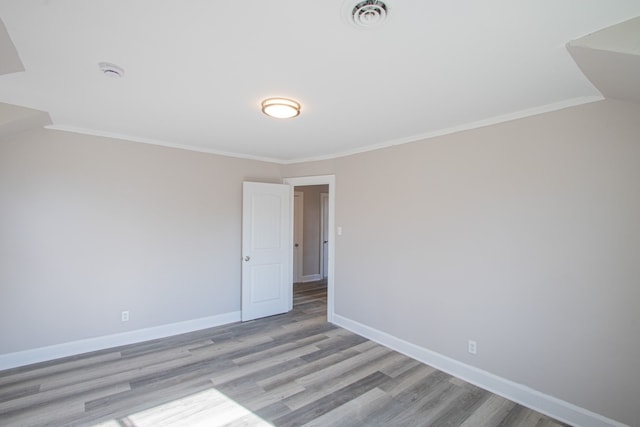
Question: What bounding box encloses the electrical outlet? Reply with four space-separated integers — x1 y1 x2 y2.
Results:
121 311 129 322
468 340 477 355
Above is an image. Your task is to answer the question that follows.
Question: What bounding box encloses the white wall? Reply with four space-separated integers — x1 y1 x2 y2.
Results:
283 99 640 427
0 128 281 355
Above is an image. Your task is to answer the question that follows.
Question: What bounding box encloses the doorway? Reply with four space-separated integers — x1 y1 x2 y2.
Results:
293 185 327 284
283 175 335 322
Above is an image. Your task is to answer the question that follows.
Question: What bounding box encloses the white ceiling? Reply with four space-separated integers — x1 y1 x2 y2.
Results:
1 1 639 163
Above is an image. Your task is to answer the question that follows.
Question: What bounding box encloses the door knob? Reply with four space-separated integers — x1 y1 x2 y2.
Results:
294 243 299 247
323 241 328 244
244 255 250 261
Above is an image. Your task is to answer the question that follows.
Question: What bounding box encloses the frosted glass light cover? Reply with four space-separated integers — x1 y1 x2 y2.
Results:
261 98 300 119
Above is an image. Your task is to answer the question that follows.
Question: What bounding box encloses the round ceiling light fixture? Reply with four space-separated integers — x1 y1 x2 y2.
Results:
261 98 301 119
98 62 125 78
350 0 388 28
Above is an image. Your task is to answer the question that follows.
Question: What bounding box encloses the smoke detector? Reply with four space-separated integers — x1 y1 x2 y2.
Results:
347 0 388 28
98 62 124 78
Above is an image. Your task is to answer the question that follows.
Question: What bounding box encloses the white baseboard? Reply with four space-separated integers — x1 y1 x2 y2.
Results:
302 274 322 282
0 311 241 371
332 314 627 427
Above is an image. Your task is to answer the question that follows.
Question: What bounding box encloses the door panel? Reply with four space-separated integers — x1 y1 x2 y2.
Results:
242 182 291 321
250 264 283 302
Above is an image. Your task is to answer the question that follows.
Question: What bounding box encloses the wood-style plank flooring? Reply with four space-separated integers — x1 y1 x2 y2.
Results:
0 282 569 426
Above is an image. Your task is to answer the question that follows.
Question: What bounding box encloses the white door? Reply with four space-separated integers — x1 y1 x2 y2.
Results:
242 182 292 321
320 192 329 279
293 191 304 283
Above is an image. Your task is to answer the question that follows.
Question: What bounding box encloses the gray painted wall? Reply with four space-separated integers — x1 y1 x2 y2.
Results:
283 99 640 426
0 128 281 353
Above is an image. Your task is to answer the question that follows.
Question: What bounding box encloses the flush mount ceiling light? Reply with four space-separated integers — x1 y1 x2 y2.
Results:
98 62 124 78
261 98 301 119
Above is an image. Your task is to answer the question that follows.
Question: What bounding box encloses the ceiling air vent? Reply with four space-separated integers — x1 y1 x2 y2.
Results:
350 0 388 28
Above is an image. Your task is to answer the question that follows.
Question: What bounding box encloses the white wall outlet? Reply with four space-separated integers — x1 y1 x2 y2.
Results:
468 340 477 355
121 310 129 322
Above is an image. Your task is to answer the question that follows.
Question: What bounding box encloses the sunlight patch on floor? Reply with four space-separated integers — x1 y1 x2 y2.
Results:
91 388 274 427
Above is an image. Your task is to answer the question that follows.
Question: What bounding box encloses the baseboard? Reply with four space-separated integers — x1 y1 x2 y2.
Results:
0 311 241 371
332 314 627 427
302 274 322 282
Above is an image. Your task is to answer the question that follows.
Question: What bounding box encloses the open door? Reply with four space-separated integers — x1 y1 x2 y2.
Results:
241 182 292 321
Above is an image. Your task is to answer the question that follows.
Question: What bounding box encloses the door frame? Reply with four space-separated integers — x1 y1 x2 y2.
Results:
283 175 335 322
293 191 304 283
320 192 329 279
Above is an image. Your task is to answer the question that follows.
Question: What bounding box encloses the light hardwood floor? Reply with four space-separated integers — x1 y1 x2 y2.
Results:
0 282 569 426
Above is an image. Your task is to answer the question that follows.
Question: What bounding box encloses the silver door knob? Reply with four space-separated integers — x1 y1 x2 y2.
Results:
244 255 250 262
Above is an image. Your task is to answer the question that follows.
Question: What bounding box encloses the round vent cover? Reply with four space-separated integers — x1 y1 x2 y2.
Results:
350 0 388 28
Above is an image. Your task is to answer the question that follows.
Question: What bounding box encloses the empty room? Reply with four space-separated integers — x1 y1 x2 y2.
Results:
1 1 640 426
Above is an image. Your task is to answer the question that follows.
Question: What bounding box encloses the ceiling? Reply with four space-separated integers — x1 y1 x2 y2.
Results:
567 16 640 106
1 1 639 163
